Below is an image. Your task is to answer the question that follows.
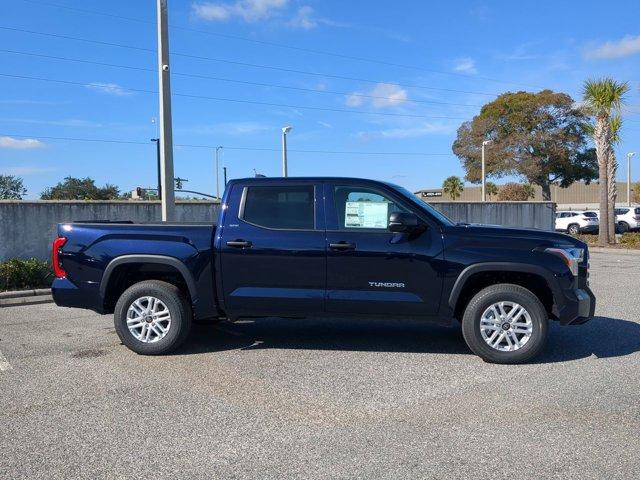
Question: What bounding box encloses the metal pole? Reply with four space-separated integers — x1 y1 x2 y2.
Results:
156 0 175 221
223 167 227 186
151 138 161 200
628 152 636 206
282 131 288 177
215 146 222 199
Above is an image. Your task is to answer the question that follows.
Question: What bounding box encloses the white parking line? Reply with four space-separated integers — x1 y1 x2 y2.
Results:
0 349 12 371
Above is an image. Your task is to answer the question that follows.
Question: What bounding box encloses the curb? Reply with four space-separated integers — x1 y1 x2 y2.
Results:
589 247 640 255
0 288 53 307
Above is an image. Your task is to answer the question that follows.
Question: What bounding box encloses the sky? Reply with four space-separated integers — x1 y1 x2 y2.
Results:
1 0 639 199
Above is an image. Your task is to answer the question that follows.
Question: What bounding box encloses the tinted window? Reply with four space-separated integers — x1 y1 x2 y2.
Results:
583 211 598 218
242 185 314 230
635 208 640 215
334 186 408 230
615 208 629 215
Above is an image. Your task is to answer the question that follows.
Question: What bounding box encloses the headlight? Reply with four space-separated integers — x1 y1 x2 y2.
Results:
545 247 584 276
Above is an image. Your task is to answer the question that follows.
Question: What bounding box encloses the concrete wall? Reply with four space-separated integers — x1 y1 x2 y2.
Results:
0 200 554 261
0 201 220 261
431 202 555 231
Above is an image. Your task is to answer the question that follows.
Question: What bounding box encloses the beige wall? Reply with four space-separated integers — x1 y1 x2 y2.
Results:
416 181 632 204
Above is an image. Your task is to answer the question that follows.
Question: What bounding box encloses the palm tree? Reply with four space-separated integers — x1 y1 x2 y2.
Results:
442 176 464 201
607 115 623 241
485 182 498 200
582 78 629 246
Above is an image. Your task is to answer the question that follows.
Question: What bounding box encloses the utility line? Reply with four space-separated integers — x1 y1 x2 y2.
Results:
0 26 500 98
0 72 469 120
0 133 453 156
0 49 483 108
16 0 542 89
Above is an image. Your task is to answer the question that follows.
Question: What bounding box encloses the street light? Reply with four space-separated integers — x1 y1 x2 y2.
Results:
282 126 292 177
215 146 223 199
628 152 636 207
481 140 491 202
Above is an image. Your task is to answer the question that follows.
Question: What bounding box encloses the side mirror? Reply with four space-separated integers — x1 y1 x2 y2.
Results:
388 212 419 233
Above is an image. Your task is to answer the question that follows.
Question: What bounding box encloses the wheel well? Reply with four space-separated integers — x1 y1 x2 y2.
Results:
453 271 554 321
102 263 192 313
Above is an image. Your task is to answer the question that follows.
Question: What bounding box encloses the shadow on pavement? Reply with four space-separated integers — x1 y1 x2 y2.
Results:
177 315 640 363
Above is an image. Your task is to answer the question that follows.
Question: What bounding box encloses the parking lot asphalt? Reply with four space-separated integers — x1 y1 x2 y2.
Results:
1 251 639 479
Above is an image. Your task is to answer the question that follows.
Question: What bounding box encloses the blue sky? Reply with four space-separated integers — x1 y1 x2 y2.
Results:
1 0 639 199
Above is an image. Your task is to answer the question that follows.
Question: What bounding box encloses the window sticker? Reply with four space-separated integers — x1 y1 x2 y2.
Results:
345 201 389 228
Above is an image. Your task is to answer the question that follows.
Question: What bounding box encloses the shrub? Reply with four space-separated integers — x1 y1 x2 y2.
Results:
497 183 536 201
0 258 53 291
619 232 640 248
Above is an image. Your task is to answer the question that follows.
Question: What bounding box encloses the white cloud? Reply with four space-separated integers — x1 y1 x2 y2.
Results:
345 83 408 108
453 57 477 74
3 166 53 175
86 82 133 96
192 0 288 23
356 122 456 140
0 136 45 149
288 5 316 29
585 34 640 60
317 121 332 128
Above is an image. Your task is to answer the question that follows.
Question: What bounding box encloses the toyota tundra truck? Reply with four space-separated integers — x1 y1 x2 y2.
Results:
52 177 595 363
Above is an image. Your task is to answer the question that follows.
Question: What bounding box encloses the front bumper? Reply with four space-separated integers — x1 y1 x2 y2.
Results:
555 286 596 325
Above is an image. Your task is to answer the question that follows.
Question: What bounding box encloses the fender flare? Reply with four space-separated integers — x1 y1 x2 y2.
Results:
99 254 198 301
448 262 560 310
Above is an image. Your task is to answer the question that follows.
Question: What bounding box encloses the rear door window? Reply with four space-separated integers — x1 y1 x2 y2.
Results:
241 185 315 230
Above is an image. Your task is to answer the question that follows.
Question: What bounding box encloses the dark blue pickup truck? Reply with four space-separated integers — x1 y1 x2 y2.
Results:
52 177 595 363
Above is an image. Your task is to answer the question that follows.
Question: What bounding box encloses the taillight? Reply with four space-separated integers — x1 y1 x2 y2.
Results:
52 237 67 278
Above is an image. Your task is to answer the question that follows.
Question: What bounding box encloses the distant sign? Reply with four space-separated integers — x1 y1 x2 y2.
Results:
420 191 443 198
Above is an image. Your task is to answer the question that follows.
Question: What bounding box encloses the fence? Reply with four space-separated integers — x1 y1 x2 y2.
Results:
0 200 554 261
0 201 220 261
431 202 555 231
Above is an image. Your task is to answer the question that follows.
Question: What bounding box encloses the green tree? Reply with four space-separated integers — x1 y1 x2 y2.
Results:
497 183 535 201
633 182 640 204
0 174 27 199
442 176 464 200
582 78 629 246
485 181 498 200
452 90 597 201
41 176 121 200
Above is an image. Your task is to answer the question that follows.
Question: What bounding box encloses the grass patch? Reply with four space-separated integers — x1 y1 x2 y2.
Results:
573 232 640 249
0 258 53 292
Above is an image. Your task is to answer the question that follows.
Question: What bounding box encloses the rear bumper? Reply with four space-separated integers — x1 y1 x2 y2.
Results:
580 225 598 233
555 286 596 325
52 277 105 314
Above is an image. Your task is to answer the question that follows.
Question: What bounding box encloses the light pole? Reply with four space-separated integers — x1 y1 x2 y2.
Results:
282 126 292 177
628 152 636 206
215 146 223 199
481 140 491 202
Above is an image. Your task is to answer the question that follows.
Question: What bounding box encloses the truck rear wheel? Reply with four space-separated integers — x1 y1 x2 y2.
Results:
461 284 548 364
114 280 192 355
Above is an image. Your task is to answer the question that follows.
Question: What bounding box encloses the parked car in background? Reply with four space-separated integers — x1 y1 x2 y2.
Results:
555 211 599 235
613 207 640 232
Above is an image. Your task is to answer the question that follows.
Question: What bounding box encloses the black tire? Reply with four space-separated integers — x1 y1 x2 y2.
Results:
567 223 580 235
618 221 630 233
114 280 192 355
461 284 548 364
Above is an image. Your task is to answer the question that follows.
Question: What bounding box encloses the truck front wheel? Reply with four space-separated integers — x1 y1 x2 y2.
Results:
461 284 548 364
114 280 192 355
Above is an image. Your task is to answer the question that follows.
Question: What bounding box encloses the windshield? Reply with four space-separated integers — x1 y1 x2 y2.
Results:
390 184 455 226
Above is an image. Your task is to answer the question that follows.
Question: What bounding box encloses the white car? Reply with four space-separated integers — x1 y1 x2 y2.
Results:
555 210 599 235
614 207 640 232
